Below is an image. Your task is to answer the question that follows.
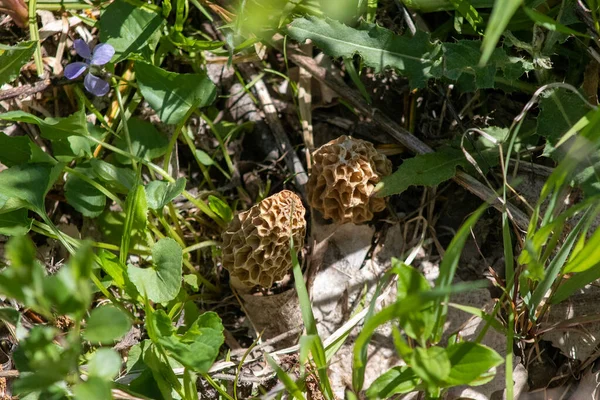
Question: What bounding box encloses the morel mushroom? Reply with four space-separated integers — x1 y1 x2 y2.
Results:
221 190 306 288
307 135 392 224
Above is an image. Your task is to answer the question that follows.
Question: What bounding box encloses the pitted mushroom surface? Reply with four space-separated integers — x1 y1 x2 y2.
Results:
221 190 306 288
307 135 392 224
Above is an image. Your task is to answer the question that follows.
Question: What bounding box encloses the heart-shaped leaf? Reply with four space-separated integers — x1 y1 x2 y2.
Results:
145 178 186 210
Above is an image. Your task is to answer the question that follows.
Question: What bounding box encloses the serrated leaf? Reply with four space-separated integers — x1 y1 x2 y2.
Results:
537 88 589 156
128 238 183 303
135 62 217 124
287 17 442 88
443 342 503 386
99 0 163 62
65 166 106 218
84 306 132 344
145 178 186 210
0 41 36 86
377 147 466 196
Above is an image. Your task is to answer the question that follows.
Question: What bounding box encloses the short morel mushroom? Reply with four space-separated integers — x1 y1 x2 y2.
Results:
221 190 306 289
307 135 392 224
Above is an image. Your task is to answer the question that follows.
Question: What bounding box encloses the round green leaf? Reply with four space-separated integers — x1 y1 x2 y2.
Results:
88 348 122 380
84 306 132 344
444 342 504 386
73 376 112 400
128 238 183 303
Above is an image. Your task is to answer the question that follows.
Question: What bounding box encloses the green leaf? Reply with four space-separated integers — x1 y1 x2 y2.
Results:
84 306 132 344
479 0 523 66
0 163 63 214
153 311 225 373
0 41 36 86
115 117 169 163
443 342 503 386
523 7 589 38
366 366 420 399
207 195 233 223
73 377 112 400
0 108 88 141
145 178 186 210
410 346 451 387
287 17 442 88
537 89 590 156
98 249 127 289
64 166 107 218
88 348 122 380
99 0 163 62
135 62 217 124
0 132 35 167
552 263 600 304
194 149 214 165
90 158 135 193
377 147 466 196
128 238 183 303
401 0 494 12
0 209 32 236
120 184 148 265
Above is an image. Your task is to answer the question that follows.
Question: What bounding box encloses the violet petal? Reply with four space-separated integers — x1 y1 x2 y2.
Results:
74 39 92 59
84 73 110 96
64 62 88 80
91 43 115 66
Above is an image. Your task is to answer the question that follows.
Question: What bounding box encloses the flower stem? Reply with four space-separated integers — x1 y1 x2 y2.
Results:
27 0 43 76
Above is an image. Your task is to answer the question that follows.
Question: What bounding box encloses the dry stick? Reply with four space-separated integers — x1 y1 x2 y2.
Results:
237 63 308 200
285 49 530 231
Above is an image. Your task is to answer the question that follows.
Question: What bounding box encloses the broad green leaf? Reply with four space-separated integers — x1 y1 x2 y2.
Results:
145 178 186 210
115 117 169 163
377 147 467 196
73 377 112 400
523 7 589 38
128 238 183 303
52 136 94 162
443 342 503 386
537 89 589 156
0 163 63 214
88 348 122 380
64 166 107 218
207 195 233 223
0 108 88 141
99 0 163 62
0 132 33 166
410 346 451 386
90 158 135 193
479 0 522 66
366 366 420 398
152 311 224 373
84 306 132 344
0 41 36 86
287 17 442 88
0 209 32 236
135 62 217 124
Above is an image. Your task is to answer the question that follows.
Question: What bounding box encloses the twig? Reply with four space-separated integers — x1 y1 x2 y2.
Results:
0 78 72 101
237 63 308 199
284 47 530 231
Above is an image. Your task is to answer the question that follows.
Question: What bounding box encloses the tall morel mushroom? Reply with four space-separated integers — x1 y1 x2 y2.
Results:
221 190 306 289
307 135 392 224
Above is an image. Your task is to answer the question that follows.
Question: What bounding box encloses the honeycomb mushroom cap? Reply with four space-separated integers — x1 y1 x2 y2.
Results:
221 190 306 288
307 135 392 224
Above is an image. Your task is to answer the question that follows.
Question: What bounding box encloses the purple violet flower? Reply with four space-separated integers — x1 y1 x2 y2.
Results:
64 39 115 96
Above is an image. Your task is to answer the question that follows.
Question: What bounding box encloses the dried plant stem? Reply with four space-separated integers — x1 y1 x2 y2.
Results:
237 63 308 199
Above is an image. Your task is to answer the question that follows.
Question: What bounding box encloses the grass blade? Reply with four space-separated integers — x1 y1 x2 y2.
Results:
479 0 522 66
